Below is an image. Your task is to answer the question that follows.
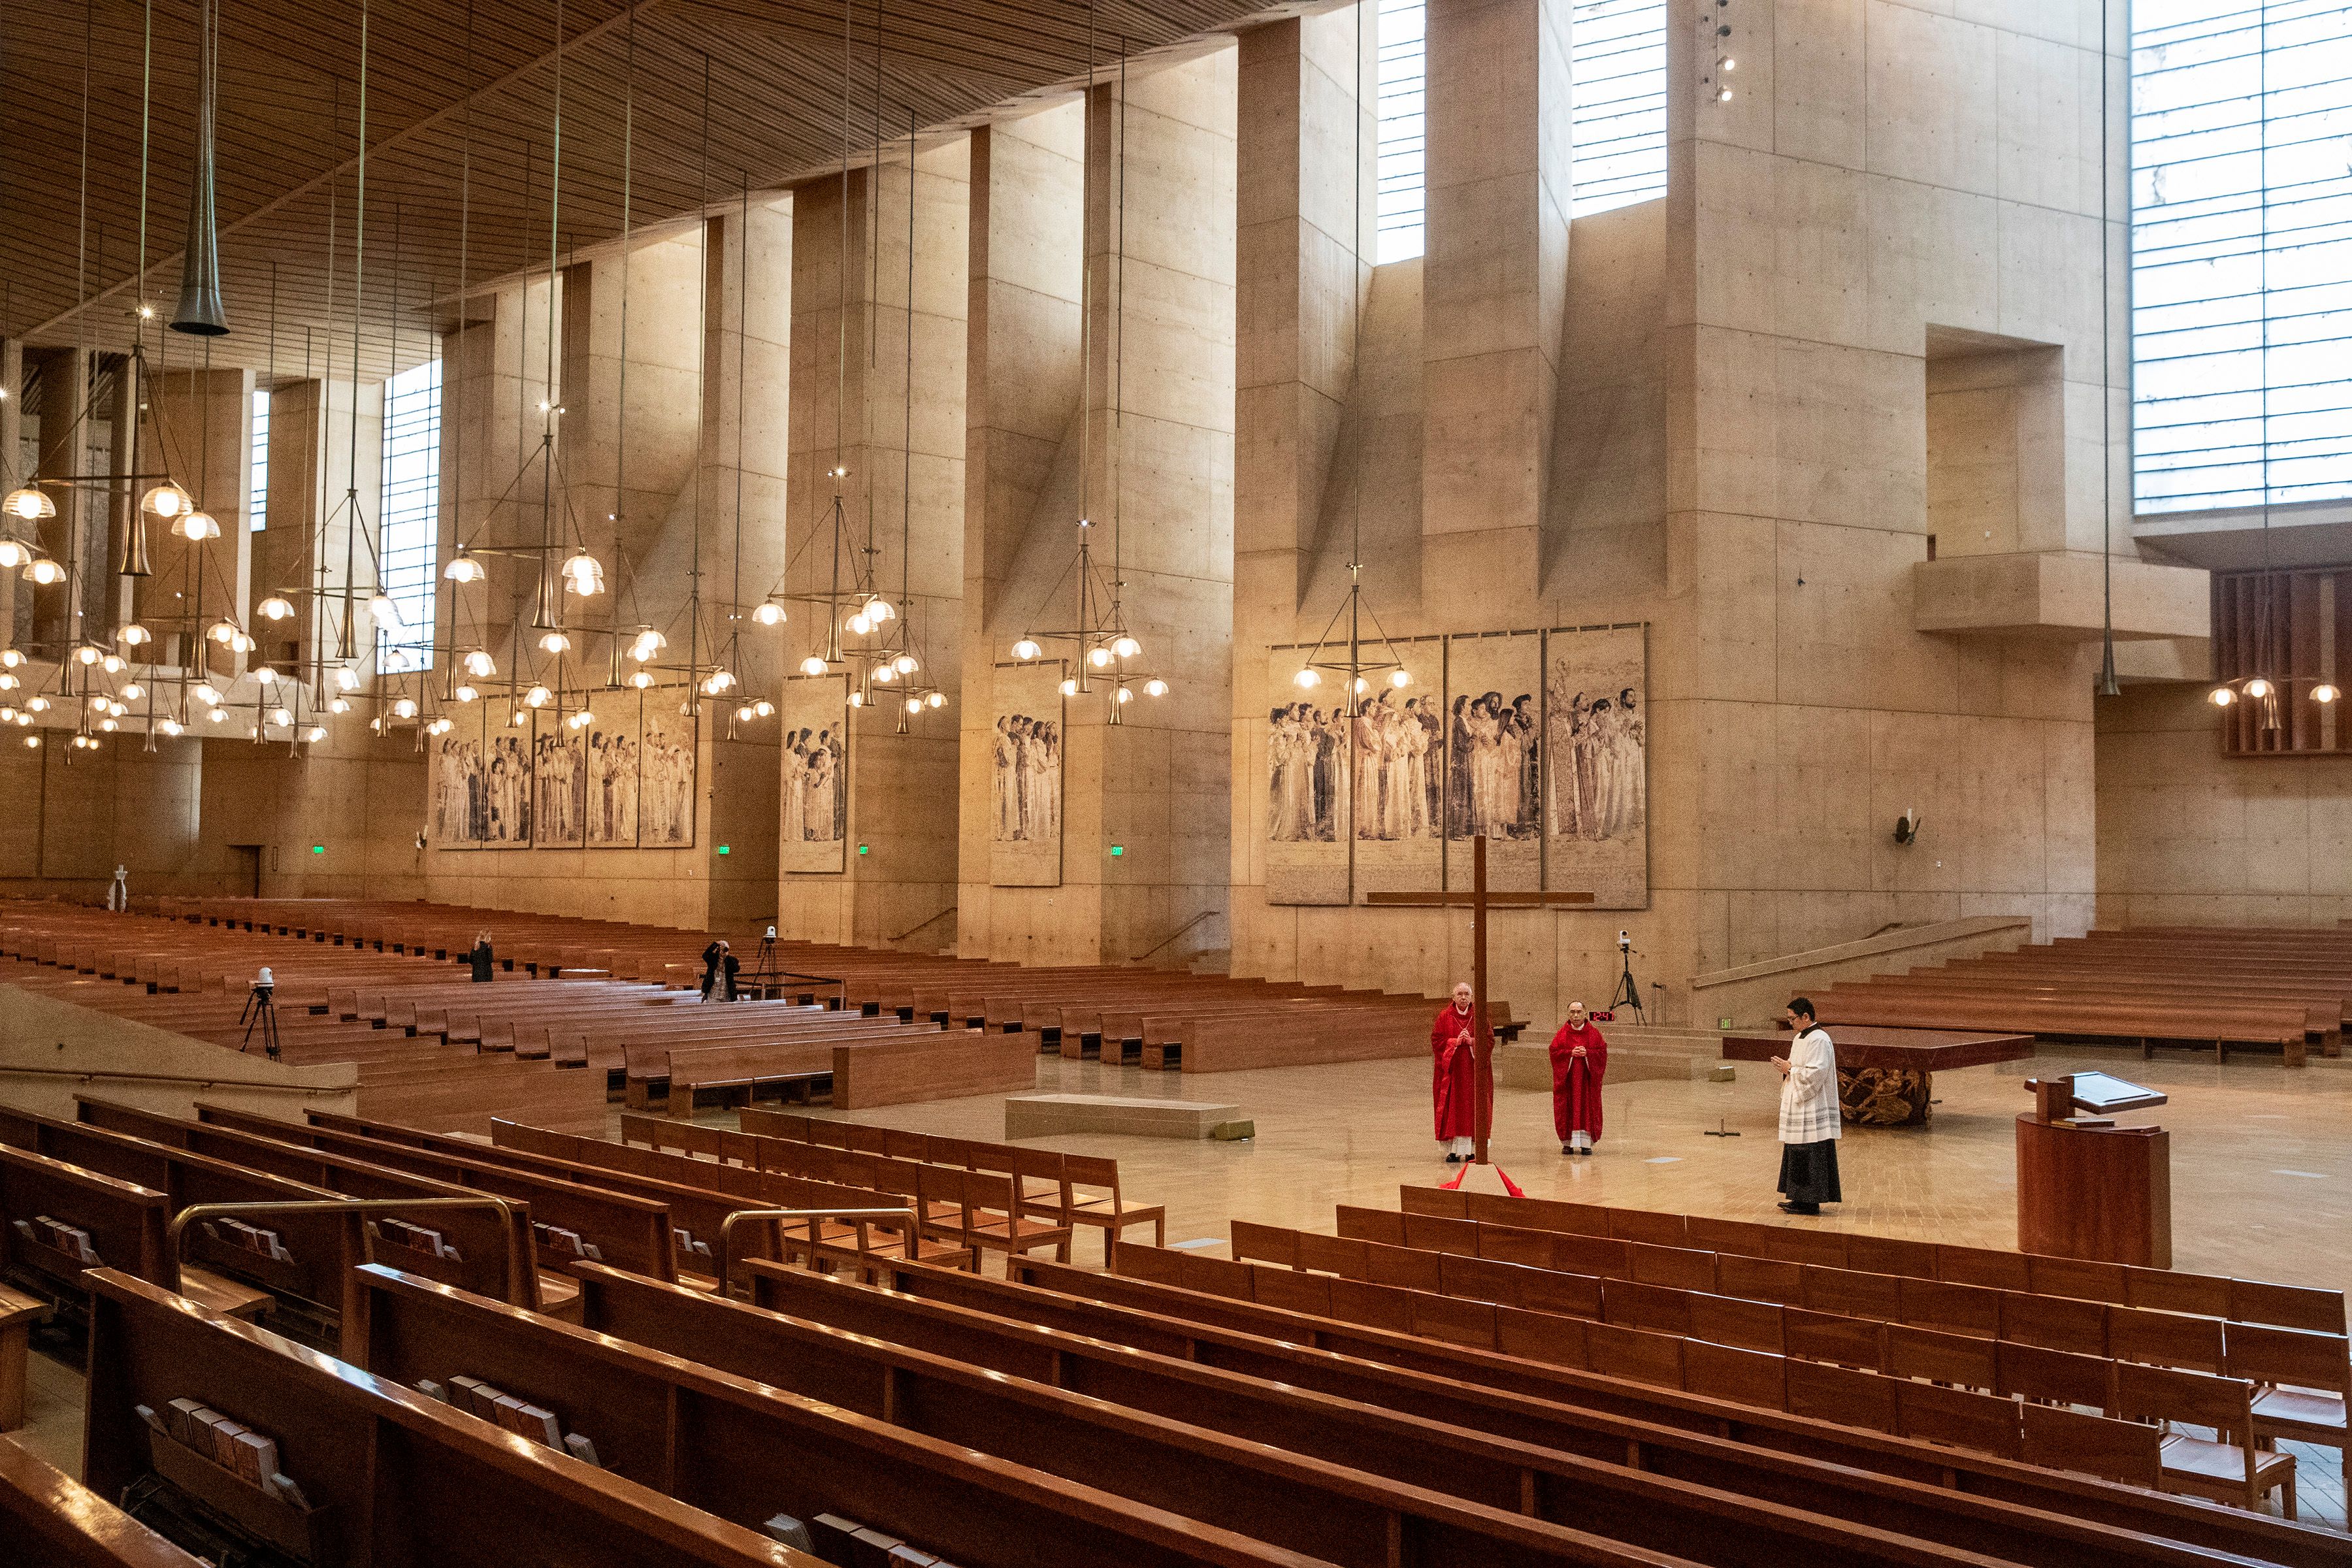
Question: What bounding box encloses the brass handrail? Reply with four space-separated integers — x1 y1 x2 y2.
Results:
166 1196 531 1308
715 1205 919 1296
1130 908 1220 964
0 1064 344 1095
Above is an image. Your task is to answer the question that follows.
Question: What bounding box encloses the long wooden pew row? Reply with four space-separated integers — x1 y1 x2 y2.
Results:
732 1259 2273 1568
1806 981 2319 1066
262 1106 966 1277
190 1103 682 1282
333 1264 1343 1568
491 1118 1000 1271
1398 1186 2348 1334
80 1268 830 1568
906 1254 2351 1567
358 1262 1738 1568
0 1433 207 1567
1238 1217 2300 1512
72 1096 574 1318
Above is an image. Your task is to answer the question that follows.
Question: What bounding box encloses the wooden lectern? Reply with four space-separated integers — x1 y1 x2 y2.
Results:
2016 1073 2171 1268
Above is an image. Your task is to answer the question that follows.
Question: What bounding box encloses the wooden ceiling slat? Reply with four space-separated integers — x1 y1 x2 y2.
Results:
2 0 1300 377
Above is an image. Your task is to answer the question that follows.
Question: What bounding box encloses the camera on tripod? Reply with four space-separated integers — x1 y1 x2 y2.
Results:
1617 930 1631 953
240 968 281 1058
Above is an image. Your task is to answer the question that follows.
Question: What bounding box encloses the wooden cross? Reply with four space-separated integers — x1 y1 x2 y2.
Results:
1364 835 1593 1165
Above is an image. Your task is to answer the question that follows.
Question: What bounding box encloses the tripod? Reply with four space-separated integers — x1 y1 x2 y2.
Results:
1609 945 1647 1026
240 985 282 1059
750 934 778 988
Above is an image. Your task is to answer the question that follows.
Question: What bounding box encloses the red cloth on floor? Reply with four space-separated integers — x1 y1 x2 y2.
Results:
1549 1021 1608 1141
1430 1002 1488 1141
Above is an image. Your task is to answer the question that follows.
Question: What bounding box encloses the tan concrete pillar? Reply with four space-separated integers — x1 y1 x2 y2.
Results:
960 101 1086 955
1233 8 1374 901
136 361 254 679
1420 0 1572 617
783 144 970 947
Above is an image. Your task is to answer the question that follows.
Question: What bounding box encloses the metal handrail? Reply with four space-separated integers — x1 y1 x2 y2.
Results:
1130 909 1220 964
887 905 956 943
0 1065 346 1095
166 1196 532 1308
715 1205 919 1296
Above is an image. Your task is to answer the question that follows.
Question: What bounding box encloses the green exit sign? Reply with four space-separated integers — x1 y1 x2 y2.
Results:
716 844 730 856
310 845 325 855
1109 845 1124 857
857 843 870 856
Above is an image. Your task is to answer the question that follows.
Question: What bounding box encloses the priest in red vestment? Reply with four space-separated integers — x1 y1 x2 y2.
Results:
1430 982 1488 1162
1549 1001 1608 1155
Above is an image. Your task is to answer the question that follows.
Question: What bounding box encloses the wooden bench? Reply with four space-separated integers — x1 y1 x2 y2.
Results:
0 1282 43 1432
879 1256 2347 1568
80 1267 828 1568
348 1262 1371 1568
0 1431 205 1566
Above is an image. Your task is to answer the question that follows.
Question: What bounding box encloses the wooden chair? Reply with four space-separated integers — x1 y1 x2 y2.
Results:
0 1283 45 1432
2225 1322 2350 1483
1886 1323 1996 1391
2114 1359 2296 1516
1995 1340 2115 1411
2001 1291 2108 1357
2019 1401 2163 1488
1039 1152 1164 1264
2107 1303 2225 1373
1896 1379 2023 1461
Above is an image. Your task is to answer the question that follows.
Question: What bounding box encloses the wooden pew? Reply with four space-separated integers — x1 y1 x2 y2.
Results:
79 1268 826 1568
728 1259 2264 1568
974 1259 2349 1567
346 1264 1369 1568
190 1103 679 1282
0 1432 206 1567
73 1097 563 1319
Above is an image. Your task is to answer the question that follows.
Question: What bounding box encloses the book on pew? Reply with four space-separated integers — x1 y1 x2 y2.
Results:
448 1376 493 1418
230 1429 280 1488
166 1398 207 1447
207 1419 249 1470
515 1403 564 1448
562 1432 602 1468
760 1514 815 1551
267 1473 310 1510
417 1379 448 1403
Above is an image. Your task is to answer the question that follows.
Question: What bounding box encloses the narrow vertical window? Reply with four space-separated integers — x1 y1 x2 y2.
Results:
1377 0 1426 263
250 387 270 531
377 358 442 670
1569 0 1667 214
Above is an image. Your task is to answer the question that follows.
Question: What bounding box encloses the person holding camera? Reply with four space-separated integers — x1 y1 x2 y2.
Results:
1772 996 1842 1215
1548 1000 1608 1155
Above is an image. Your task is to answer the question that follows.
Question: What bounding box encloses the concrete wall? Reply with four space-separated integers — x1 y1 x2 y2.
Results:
2097 681 2352 925
0 984 357 1125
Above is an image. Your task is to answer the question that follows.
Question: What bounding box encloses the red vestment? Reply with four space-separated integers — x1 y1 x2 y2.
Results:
1549 1021 1608 1141
1429 1003 1488 1141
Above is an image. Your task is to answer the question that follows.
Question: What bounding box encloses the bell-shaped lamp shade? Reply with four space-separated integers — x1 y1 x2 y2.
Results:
538 630 571 655
1012 636 1041 661
1294 666 1320 689
120 622 150 645
0 540 29 568
101 653 123 674
800 655 829 677
525 685 553 708
366 591 404 629
754 700 776 717
893 654 918 675
2244 677 2274 699
444 548 485 584
463 649 495 678
121 682 144 700
872 664 895 683
392 697 419 719
74 644 101 666
454 685 479 703
1087 645 1114 669
629 670 653 689
257 594 294 621
208 618 239 644
2210 687 2236 707
304 725 327 743
753 602 785 626
1145 677 1169 697
1115 686 1134 704
926 691 946 710
1058 677 1079 697
176 510 220 542
560 549 604 596
335 666 361 691
329 696 350 714
736 704 756 723
847 613 872 636
1112 634 1140 659
847 691 866 708
3 486 55 521
253 665 278 685
25 557 65 585
630 629 667 661
2315 683 2341 705
1390 668 1412 687
270 706 293 727
140 483 192 520
866 596 895 623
